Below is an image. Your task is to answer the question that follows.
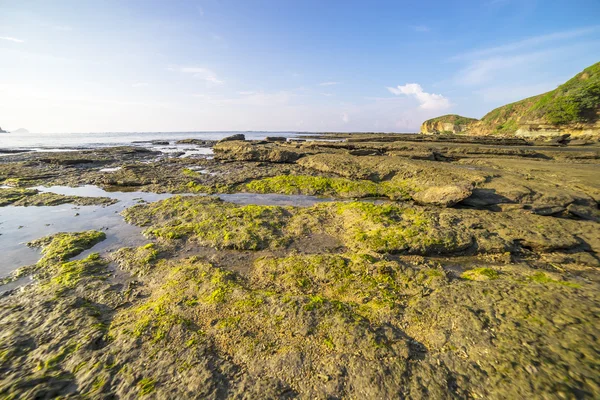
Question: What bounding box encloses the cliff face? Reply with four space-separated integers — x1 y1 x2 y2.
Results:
421 61 600 137
420 115 478 134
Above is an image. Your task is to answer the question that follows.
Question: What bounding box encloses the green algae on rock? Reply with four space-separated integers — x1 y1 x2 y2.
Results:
245 174 412 200
0 217 598 398
28 230 107 267
121 195 600 259
0 188 117 207
1 230 107 286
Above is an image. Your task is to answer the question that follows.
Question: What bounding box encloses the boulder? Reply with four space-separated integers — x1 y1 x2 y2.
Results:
219 134 246 142
412 184 473 207
265 136 287 142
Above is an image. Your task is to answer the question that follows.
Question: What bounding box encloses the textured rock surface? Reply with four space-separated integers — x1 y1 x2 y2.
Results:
219 133 246 142
420 114 478 134
412 184 473 207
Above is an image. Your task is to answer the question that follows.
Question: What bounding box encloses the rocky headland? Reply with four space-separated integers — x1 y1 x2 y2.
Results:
421 61 600 139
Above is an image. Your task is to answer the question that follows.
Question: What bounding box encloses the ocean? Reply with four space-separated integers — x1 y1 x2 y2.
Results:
0 131 303 151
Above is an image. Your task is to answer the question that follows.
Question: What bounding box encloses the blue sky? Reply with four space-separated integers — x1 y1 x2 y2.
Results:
0 0 599 133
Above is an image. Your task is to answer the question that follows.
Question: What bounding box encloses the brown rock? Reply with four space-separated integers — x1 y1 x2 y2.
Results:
219 134 246 142
412 184 473 207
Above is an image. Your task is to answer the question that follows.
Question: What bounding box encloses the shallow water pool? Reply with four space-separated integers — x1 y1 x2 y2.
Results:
0 185 334 287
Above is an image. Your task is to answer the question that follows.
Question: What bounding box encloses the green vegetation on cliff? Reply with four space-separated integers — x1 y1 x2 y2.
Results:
422 62 600 135
475 62 600 134
427 114 478 126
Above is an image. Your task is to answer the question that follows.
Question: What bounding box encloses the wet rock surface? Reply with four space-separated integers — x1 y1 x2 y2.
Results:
0 133 599 398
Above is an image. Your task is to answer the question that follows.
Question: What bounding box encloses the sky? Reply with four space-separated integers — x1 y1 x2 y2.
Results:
0 0 599 133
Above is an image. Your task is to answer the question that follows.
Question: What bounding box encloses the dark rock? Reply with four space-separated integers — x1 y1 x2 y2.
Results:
175 139 217 147
219 134 246 142
265 136 287 142
567 204 600 222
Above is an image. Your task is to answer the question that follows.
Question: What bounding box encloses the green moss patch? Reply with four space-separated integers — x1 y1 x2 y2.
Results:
0 188 117 207
461 267 500 281
29 230 107 267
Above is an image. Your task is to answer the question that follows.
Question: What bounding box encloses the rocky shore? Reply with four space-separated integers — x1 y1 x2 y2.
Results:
0 133 599 398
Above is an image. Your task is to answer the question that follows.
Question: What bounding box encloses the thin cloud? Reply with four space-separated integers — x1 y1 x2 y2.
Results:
0 36 24 43
387 83 451 110
412 25 430 32
177 67 224 84
319 81 340 86
455 54 534 85
451 26 599 61
52 25 72 31
132 82 149 88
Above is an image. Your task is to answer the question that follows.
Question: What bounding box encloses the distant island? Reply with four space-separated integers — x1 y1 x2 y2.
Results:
0 126 7 133
421 61 600 138
11 128 29 134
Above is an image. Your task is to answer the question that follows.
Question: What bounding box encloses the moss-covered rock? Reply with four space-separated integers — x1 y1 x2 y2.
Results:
0 188 117 207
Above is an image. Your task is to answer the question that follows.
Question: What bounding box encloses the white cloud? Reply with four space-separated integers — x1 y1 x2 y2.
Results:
387 83 451 110
321 93 334 97
341 113 349 123
177 67 224 84
319 81 340 86
0 36 24 43
238 91 255 95
194 91 292 107
131 82 149 88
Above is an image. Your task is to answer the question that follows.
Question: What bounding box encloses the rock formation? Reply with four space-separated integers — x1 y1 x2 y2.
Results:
420 115 477 134
421 61 600 138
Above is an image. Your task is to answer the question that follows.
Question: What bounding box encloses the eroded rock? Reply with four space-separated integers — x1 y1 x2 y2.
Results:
412 184 473 207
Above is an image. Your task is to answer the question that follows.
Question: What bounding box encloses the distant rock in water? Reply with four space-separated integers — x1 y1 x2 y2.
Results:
11 128 30 134
218 133 246 142
265 136 287 142
420 115 477 134
175 138 217 147
0 126 7 133
421 61 600 138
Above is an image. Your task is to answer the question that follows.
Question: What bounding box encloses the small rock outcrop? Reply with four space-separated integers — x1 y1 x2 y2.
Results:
213 140 302 163
412 184 473 207
175 139 217 147
420 115 478 134
0 126 7 133
219 134 246 143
